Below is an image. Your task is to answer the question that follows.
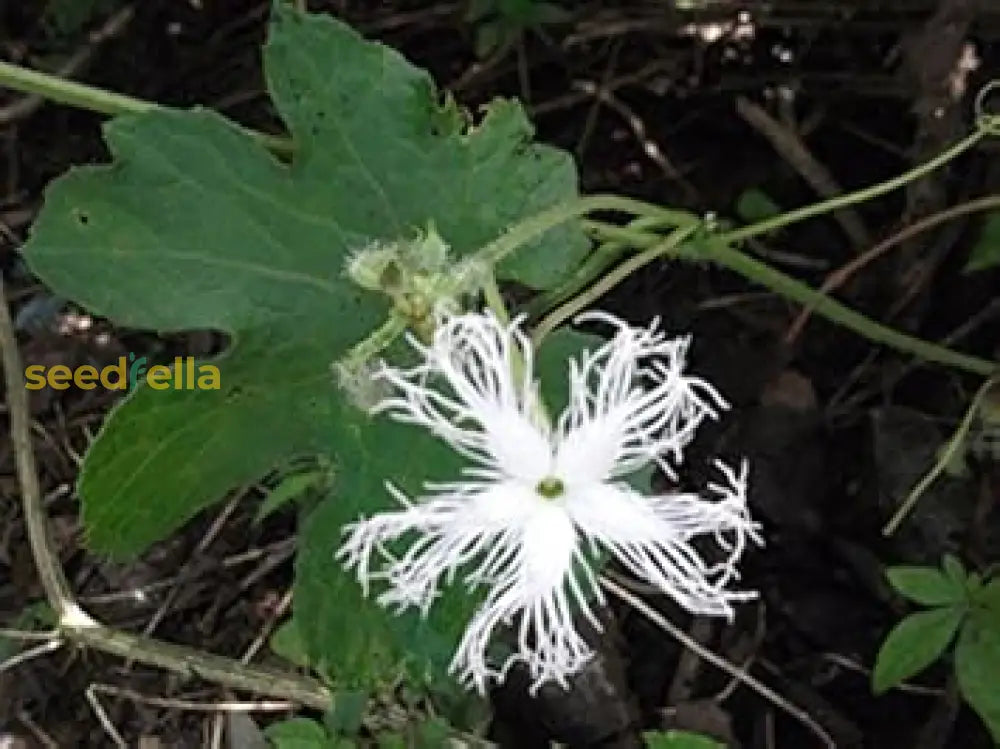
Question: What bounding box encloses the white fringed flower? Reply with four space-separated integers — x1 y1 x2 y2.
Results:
338 310 762 694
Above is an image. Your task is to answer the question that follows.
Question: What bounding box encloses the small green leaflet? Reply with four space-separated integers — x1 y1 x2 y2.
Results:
874 558 1000 741
964 212 1000 272
955 617 1000 744
886 564 965 607
871 606 963 694
735 188 781 225
875 557 967 694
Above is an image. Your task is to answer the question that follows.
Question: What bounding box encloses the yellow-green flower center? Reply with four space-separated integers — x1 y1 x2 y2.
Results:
535 476 565 499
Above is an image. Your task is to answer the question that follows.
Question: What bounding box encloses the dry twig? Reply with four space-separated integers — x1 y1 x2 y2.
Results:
600 575 836 749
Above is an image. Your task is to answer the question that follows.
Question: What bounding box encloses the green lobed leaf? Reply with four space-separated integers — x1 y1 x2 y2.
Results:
23 5 587 557
886 565 966 607
872 606 964 694
264 7 587 289
964 213 1000 273
642 730 726 749
22 5 588 700
955 617 1000 743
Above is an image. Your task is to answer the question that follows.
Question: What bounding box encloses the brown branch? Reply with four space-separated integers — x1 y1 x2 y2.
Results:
600 576 836 749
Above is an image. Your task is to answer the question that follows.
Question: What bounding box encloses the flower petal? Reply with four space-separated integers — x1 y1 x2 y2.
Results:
374 311 552 481
341 476 600 693
338 477 540 613
566 462 761 618
554 313 728 485
450 501 597 694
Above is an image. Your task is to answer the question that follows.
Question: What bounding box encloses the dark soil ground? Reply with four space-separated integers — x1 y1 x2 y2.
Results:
2 1 1000 747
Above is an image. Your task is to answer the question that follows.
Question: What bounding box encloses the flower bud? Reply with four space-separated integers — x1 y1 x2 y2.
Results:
346 243 403 293
404 221 450 274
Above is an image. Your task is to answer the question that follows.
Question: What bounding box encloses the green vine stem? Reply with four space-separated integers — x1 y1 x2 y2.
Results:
534 117 1000 371
0 61 155 118
525 213 684 320
581 220 998 377
0 61 293 155
482 273 512 325
701 240 997 376
785 194 1000 344
476 194 696 269
0 278 333 711
531 223 700 347
721 123 996 245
